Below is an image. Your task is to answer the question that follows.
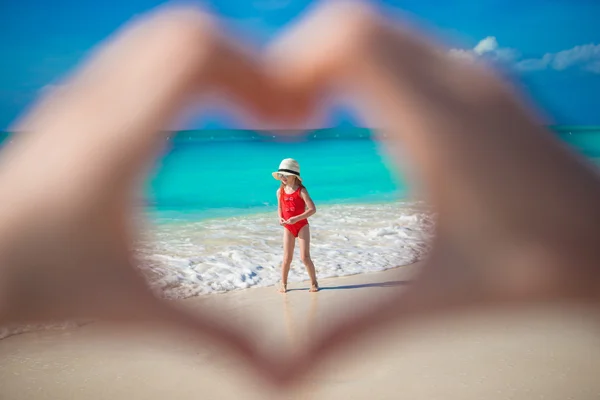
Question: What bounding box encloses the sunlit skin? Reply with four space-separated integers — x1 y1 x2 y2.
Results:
276 173 318 293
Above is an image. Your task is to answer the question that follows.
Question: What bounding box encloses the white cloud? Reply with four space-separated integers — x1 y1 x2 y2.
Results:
448 48 476 61
552 43 600 70
514 53 553 71
451 37 600 74
449 36 518 64
473 36 498 55
494 48 520 62
516 43 600 73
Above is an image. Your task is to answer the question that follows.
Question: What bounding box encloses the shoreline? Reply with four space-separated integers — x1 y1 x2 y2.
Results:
0 264 416 341
138 201 433 299
143 197 428 226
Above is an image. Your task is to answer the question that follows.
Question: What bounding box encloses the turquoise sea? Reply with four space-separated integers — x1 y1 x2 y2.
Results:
1 126 598 221
144 126 600 222
145 128 401 223
0 126 599 300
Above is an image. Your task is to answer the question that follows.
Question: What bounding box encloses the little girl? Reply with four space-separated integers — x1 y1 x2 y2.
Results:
272 158 319 293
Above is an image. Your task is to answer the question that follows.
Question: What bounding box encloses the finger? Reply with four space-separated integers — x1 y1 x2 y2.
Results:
0 6 296 208
133 297 286 384
0 6 301 379
285 253 561 384
267 0 600 381
282 268 460 383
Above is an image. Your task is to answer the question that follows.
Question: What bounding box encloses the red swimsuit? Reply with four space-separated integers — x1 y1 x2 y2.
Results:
280 186 309 237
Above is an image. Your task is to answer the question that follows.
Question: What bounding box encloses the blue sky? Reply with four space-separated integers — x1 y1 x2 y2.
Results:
1 0 599 129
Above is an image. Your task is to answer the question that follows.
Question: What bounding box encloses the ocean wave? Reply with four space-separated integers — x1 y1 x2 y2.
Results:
0 201 433 340
136 201 434 299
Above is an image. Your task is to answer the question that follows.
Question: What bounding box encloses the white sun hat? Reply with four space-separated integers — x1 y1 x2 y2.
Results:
272 158 302 181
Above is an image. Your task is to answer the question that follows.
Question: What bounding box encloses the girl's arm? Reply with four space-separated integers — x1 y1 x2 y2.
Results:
287 188 316 223
276 188 285 225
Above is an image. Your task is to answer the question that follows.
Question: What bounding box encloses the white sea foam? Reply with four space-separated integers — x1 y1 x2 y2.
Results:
0 201 433 340
137 201 434 299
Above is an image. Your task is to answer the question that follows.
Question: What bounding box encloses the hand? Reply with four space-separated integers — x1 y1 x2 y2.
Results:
279 217 286 226
0 5 298 381
267 0 600 378
285 216 300 225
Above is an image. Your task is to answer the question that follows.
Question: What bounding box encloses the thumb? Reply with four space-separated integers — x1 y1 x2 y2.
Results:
127 295 285 383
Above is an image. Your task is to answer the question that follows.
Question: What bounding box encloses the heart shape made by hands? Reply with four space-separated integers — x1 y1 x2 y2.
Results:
1 0 599 388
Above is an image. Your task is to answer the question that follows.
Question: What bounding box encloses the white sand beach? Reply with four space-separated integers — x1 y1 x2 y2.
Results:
1 265 600 400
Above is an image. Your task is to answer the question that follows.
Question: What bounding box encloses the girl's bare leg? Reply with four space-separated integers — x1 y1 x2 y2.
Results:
298 225 318 292
280 228 295 293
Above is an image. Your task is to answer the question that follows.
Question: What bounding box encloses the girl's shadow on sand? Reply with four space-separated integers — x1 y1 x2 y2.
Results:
287 280 410 292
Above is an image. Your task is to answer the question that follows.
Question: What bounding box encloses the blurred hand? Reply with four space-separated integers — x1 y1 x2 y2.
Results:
266 0 600 378
0 5 299 381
